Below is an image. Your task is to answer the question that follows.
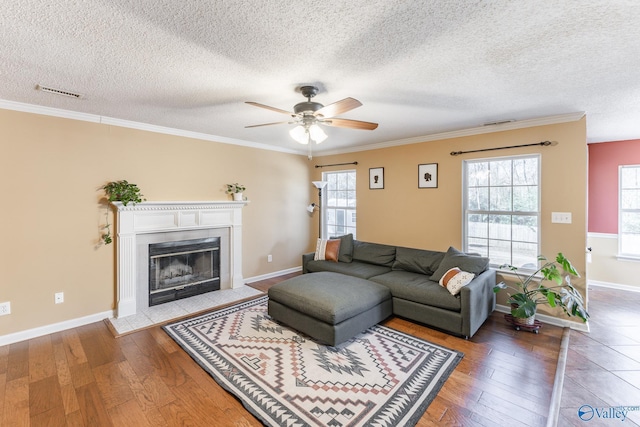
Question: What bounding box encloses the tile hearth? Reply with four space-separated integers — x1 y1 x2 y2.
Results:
107 285 263 335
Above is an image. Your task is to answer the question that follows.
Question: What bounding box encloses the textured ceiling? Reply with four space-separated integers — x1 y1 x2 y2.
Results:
3 1 640 155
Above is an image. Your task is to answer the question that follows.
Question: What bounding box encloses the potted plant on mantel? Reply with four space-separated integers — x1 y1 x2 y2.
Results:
100 180 145 245
493 253 589 330
226 183 246 201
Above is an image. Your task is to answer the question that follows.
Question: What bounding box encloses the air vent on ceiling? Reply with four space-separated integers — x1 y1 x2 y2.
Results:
483 119 515 126
36 84 83 99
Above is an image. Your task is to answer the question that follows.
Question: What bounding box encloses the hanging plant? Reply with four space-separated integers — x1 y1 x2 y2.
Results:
100 180 145 245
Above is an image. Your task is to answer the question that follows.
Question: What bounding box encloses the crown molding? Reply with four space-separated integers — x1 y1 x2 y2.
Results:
0 98 299 155
1 98 584 158
318 112 586 156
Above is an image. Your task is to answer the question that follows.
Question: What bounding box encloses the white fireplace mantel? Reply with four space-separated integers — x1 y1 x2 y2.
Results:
114 200 249 318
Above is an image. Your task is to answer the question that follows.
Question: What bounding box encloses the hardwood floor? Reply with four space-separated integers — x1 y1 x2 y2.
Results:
1 271 568 426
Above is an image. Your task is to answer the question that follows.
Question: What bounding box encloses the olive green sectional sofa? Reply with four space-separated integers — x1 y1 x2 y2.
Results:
302 235 496 339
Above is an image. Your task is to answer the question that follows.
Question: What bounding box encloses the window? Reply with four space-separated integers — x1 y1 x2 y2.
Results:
463 155 540 268
323 170 356 239
619 165 640 257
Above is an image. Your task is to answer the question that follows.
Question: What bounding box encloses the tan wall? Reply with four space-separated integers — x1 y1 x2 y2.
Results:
313 118 588 323
0 109 312 336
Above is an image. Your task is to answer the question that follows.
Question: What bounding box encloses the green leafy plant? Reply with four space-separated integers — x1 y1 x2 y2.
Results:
493 253 589 323
225 183 246 194
101 180 145 245
103 180 144 206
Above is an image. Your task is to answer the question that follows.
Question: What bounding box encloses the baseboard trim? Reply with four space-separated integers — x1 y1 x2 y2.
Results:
589 280 640 292
245 266 301 284
494 304 590 333
0 309 115 347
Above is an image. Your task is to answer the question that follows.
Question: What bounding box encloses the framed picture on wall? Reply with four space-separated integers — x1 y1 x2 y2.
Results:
369 167 384 189
418 163 438 188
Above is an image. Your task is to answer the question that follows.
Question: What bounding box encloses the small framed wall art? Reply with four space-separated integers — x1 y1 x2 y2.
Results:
418 163 438 188
369 167 384 189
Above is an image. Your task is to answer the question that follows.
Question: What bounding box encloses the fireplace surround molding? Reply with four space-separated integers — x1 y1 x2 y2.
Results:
114 200 249 318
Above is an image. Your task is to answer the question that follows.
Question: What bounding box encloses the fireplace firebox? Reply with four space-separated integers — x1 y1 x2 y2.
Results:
148 237 220 306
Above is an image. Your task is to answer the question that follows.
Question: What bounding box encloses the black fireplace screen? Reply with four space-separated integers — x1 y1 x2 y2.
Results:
148 237 220 306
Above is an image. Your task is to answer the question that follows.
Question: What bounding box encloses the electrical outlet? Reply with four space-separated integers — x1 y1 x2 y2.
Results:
267 254 273 263
55 292 64 304
0 301 10 316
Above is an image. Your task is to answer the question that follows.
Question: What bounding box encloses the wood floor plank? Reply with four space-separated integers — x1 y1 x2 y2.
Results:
169 377 227 426
478 389 547 426
92 361 135 410
60 382 80 415
75 381 114 427
69 362 95 389
129 330 187 388
29 374 64 417
2 376 29 426
29 335 57 383
118 360 176 410
147 327 181 354
0 372 5 421
107 398 153 427
0 344 8 375
65 410 86 427
30 405 67 427
6 340 29 381
53 340 73 387
77 322 125 369
61 329 88 366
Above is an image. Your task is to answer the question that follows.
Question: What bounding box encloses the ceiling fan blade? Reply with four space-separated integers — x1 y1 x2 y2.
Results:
245 121 292 128
245 101 294 116
314 97 362 118
323 118 378 130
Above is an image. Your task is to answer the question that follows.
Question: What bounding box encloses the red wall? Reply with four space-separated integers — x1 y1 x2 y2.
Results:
589 139 640 233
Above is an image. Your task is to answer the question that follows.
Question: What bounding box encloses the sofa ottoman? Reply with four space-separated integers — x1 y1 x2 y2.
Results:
267 271 393 346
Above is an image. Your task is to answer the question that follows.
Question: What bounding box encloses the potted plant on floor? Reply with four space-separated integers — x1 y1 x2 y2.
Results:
100 180 145 244
226 183 246 201
493 253 589 328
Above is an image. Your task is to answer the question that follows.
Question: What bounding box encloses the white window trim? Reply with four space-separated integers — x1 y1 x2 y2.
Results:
618 164 640 258
322 170 357 240
462 153 541 269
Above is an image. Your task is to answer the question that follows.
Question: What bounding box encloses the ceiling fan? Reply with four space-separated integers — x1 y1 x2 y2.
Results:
245 85 378 147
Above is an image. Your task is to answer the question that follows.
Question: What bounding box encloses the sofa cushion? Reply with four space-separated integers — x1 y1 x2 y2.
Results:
305 259 392 279
371 270 461 312
314 238 341 262
392 247 445 275
330 233 354 263
430 246 489 282
352 241 396 267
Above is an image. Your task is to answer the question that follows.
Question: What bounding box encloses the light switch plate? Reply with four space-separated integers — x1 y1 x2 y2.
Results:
551 212 572 224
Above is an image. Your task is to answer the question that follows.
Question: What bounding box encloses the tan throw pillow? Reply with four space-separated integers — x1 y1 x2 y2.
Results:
314 239 341 262
439 267 475 296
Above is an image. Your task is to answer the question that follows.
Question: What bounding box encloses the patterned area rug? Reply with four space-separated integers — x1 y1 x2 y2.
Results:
163 296 463 427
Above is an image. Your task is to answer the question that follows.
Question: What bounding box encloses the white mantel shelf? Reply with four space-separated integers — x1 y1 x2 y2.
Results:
114 200 249 318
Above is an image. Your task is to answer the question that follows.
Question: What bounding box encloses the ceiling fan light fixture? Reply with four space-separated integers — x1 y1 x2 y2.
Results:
309 124 327 144
289 125 308 144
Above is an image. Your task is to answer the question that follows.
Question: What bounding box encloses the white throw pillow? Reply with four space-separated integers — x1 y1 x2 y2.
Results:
438 267 475 296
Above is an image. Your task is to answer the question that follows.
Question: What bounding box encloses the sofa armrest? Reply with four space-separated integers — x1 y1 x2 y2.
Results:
302 252 315 273
459 269 496 338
